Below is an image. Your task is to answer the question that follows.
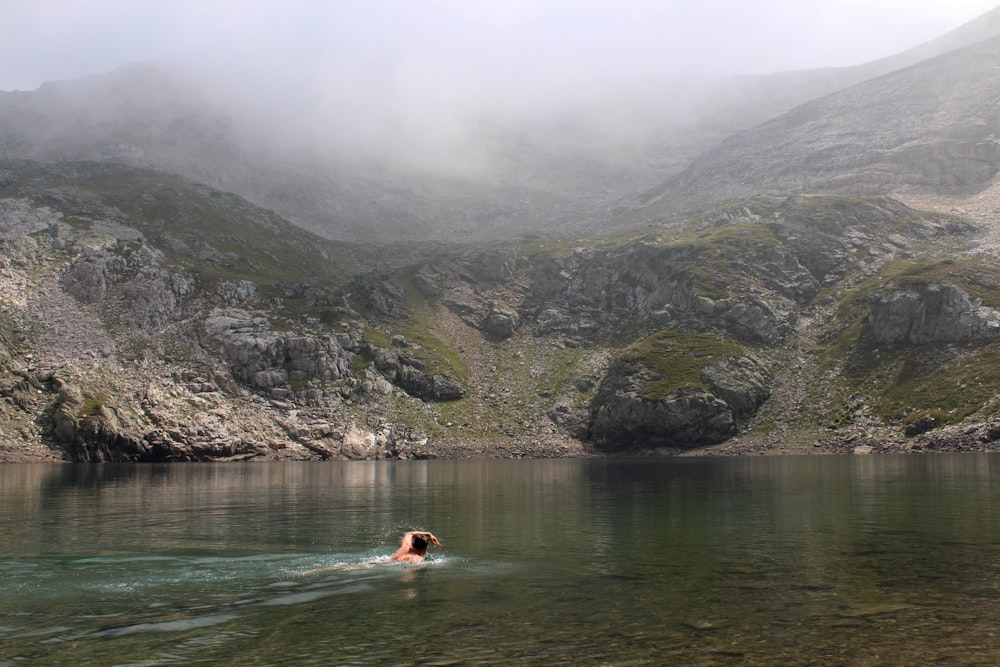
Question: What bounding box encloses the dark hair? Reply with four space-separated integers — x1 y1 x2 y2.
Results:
411 535 429 550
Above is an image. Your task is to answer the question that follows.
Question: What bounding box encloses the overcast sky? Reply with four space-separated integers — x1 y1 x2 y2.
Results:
3 0 998 173
2 0 998 93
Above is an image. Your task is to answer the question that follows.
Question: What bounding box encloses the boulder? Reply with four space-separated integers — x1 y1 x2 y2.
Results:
201 309 357 396
482 303 520 340
395 364 466 401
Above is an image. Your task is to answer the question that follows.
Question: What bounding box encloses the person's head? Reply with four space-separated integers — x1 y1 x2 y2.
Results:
411 535 429 552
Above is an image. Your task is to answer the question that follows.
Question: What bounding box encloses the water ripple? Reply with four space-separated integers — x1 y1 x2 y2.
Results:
95 613 237 638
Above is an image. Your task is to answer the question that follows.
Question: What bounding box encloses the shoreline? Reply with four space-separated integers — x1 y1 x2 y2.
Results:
4 418 1000 463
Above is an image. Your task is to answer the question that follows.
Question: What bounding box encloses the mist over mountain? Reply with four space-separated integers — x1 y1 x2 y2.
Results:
0 61 684 241
2 6 997 243
625 26 1000 223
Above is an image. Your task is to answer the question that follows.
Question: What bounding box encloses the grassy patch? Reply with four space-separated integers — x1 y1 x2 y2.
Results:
617 330 744 400
362 326 392 348
387 278 469 385
535 346 590 397
401 325 469 384
818 253 1000 427
875 343 1000 425
77 393 109 419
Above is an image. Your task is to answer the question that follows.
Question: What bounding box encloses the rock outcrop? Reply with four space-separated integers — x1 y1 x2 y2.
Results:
590 353 772 450
201 309 358 400
867 283 1000 344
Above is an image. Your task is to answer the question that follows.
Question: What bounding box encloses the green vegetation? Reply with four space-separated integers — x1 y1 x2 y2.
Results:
0 161 362 299
362 326 392 348
400 325 469 385
666 224 781 300
784 193 874 217
77 392 109 419
816 341 1000 429
813 255 1000 429
880 344 1000 424
617 330 744 400
536 346 590 399
390 274 469 385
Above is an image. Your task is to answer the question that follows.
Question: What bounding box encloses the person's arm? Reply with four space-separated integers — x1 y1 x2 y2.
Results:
422 532 442 547
400 531 442 548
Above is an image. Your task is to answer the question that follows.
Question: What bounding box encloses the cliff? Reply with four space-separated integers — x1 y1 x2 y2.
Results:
3 161 999 461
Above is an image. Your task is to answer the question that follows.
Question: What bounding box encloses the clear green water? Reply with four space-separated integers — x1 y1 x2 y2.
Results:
1 455 999 666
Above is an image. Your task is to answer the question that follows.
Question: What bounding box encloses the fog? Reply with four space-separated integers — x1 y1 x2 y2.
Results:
6 1 998 91
3 1 999 186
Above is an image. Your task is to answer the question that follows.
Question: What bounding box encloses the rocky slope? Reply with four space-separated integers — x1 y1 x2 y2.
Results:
624 32 1000 226
3 160 1000 461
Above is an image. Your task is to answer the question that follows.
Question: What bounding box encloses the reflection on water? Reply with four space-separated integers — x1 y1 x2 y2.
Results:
1 456 999 665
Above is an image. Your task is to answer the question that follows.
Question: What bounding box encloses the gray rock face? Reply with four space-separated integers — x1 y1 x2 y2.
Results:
521 241 807 346
591 387 736 449
394 364 466 401
61 247 127 303
867 283 1000 344
699 356 773 421
589 354 771 450
48 375 238 463
351 275 406 318
201 309 357 396
61 244 196 330
0 199 61 239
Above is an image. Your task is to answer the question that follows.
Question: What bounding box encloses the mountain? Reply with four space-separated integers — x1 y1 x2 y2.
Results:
3 7 999 243
691 5 1000 142
5 10 1000 462
624 30 1000 223
0 62 670 243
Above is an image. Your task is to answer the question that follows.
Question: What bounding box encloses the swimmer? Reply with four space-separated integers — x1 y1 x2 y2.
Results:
389 531 442 563
301 530 442 574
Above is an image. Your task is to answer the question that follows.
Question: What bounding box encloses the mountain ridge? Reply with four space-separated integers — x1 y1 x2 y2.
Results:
5 8 1000 460
3 7 1000 243
615 30 1000 228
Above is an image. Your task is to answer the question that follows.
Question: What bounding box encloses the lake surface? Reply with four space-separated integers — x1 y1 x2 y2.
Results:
1 455 999 666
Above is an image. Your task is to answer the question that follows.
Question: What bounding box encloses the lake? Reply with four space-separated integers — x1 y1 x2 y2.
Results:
1 455 999 666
